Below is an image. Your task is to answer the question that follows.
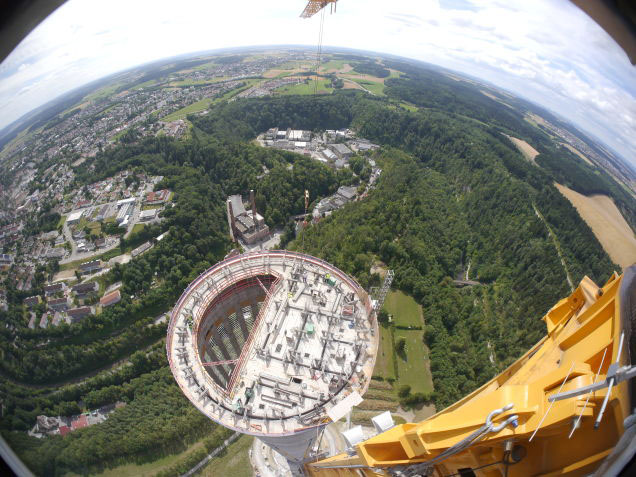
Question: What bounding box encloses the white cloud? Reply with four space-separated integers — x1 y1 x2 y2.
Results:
0 0 634 163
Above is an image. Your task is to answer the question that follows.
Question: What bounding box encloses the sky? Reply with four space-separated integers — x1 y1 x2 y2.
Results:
0 0 635 164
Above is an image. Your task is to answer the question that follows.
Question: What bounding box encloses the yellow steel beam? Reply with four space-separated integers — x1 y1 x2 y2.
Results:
307 268 633 476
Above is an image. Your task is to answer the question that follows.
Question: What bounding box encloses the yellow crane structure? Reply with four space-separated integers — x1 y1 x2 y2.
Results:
306 266 636 476
300 1 338 18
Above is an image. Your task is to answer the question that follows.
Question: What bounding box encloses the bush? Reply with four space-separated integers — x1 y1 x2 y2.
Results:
397 385 411 398
377 309 389 324
400 392 433 409
396 337 406 353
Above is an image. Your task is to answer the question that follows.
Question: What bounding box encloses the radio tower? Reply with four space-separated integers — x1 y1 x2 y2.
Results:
372 269 394 314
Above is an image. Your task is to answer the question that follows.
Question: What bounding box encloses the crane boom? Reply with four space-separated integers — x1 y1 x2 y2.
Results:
300 0 337 19
306 266 636 476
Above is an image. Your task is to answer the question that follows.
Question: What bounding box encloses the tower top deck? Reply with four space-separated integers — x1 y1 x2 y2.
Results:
167 251 378 436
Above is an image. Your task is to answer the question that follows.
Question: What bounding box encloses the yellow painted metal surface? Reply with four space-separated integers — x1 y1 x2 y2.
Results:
307 271 632 477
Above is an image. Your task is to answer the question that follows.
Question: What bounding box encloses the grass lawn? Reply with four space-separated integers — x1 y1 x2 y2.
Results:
400 102 418 112
162 98 213 122
57 215 66 228
394 329 433 394
353 79 385 96
86 439 207 477
277 78 333 96
319 59 347 72
131 223 145 235
383 290 423 328
373 324 396 380
200 435 254 477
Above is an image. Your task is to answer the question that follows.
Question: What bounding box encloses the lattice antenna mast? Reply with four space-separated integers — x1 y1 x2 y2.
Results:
373 270 394 313
300 1 338 95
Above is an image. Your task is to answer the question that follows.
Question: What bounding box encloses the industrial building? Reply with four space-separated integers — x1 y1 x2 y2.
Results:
116 203 133 224
226 190 270 245
166 251 378 471
329 143 353 160
139 208 158 221
66 210 83 225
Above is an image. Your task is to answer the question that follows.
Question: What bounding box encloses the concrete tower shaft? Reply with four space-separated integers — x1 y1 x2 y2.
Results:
166 251 378 465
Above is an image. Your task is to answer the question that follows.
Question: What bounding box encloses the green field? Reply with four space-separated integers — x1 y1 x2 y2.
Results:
383 290 423 328
277 78 333 96
131 79 158 90
162 98 214 122
394 329 434 394
169 76 231 87
200 435 253 477
374 325 396 380
319 59 348 71
85 82 123 102
400 102 418 112
352 79 385 96
84 439 207 477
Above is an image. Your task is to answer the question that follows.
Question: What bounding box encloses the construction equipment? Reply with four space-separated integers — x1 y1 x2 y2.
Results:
301 1 338 95
300 1 338 19
306 265 636 476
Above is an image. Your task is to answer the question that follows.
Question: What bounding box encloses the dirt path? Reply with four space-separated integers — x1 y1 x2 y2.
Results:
555 183 636 269
533 203 575 291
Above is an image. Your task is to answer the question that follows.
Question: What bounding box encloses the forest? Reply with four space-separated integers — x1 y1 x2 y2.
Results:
1 60 631 475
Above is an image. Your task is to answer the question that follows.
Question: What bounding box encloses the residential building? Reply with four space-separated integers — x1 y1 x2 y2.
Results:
0 253 14 270
47 297 69 312
24 295 42 308
67 306 93 323
79 260 102 275
72 282 98 297
39 313 50 328
100 290 121 307
44 283 65 297
145 189 170 205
